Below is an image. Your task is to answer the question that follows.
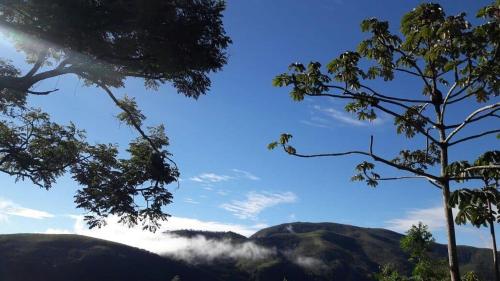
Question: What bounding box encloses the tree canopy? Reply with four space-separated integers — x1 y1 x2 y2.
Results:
269 2 499 280
0 0 230 231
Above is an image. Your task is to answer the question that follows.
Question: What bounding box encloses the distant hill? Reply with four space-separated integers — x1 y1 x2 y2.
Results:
0 222 496 281
0 234 220 281
246 222 496 281
168 229 247 242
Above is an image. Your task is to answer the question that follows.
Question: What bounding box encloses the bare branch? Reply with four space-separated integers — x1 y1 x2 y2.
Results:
22 50 48 78
446 109 499 129
462 165 500 172
446 80 483 105
440 82 458 120
393 67 432 79
281 137 439 181
428 179 442 189
449 129 500 146
360 84 429 103
26 89 59 96
377 175 431 181
445 103 500 143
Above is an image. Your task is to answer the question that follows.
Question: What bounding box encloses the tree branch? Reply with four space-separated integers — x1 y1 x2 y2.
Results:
359 84 429 103
96 82 178 169
22 50 48 79
449 129 500 146
281 137 439 181
307 91 439 143
445 103 500 143
462 165 500 173
440 82 458 121
26 89 59 95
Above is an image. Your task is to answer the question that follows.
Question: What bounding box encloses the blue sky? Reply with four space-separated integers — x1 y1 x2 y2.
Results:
0 0 497 250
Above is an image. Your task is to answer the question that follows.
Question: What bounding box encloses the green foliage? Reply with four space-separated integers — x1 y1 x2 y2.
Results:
375 223 448 281
72 126 177 232
116 96 146 127
449 151 499 227
0 108 83 189
271 1 499 158
351 161 380 187
268 133 297 155
462 271 481 281
270 5 499 278
391 144 440 173
400 223 434 262
0 0 231 97
0 0 231 230
400 223 448 281
374 264 408 281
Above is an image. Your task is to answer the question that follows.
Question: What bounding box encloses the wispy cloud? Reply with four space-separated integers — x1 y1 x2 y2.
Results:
232 169 260 181
316 105 383 126
190 173 233 183
0 198 54 221
302 105 384 128
385 206 448 232
220 191 297 220
191 169 260 184
184 198 200 204
217 190 229 196
45 215 267 258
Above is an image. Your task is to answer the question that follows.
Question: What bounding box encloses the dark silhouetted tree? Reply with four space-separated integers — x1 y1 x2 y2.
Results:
0 0 230 231
269 2 499 280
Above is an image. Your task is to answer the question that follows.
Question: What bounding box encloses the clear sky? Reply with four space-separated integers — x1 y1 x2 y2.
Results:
0 0 497 250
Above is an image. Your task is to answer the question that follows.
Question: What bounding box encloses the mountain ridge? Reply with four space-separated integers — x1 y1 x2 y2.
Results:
0 222 496 281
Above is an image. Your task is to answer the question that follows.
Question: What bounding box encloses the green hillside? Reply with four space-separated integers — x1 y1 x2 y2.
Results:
0 223 496 281
0 234 220 281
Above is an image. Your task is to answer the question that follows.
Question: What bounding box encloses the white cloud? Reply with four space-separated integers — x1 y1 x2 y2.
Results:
300 119 330 129
293 255 328 270
314 105 369 126
45 215 270 261
191 170 260 185
184 198 200 204
385 206 449 232
217 189 229 196
232 169 260 181
0 198 54 220
190 173 233 183
162 234 274 263
45 228 72 234
220 191 297 220
302 105 384 128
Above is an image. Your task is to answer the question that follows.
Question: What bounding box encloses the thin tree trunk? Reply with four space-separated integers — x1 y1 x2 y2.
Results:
489 220 499 281
438 129 461 281
488 200 499 281
442 181 461 281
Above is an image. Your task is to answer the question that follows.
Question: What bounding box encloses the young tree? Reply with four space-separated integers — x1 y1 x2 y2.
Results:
374 264 408 281
375 223 447 281
400 223 448 281
269 2 499 280
0 0 230 231
450 151 500 281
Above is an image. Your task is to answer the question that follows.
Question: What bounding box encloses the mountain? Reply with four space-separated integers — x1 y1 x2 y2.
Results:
168 229 247 242
0 234 220 281
247 222 495 281
0 222 496 281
